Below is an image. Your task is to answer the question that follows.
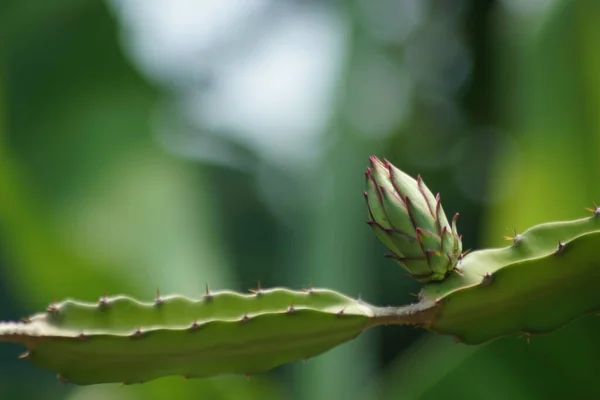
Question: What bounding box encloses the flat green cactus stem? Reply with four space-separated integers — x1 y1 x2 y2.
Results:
2 158 600 385
0 288 374 385
2 214 600 386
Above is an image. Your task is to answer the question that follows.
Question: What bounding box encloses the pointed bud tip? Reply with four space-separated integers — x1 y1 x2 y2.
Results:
369 156 385 168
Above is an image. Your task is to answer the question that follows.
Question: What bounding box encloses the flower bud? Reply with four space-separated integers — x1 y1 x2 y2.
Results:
364 156 462 282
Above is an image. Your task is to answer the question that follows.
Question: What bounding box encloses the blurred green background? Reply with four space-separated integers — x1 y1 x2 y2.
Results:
1 0 600 399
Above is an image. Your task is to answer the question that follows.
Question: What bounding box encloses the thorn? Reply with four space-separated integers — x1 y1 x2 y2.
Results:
57 374 68 384
20 317 31 323
287 304 296 314
190 320 200 330
336 308 346 317
301 280 315 294
504 228 521 245
556 240 566 253
452 213 460 224
78 333 87 340
408 292 419 298
240 313 250 323
99 290 109 307
18 351 30 359
480 273 493 286
518 332 531 344
585 202 600 216
245 374 251 381
120 383 126 388
131 328 143 338
453 336 463 344
182 376 188 381
452 267 464 277
47 303 58 316
204 283 213 301
458 249 471 261
249 280 263 295
155 288 163 306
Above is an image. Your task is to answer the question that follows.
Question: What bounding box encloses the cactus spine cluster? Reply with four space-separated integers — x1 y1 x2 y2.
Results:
1 157 600 385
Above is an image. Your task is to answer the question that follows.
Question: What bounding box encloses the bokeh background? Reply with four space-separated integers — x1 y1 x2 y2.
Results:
1 0 600 399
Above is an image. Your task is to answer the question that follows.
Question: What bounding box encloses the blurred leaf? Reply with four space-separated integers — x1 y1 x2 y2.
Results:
65 375 283 400
0 2 266 399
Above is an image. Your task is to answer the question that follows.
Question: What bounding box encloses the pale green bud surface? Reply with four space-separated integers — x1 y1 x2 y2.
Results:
364 156 462 282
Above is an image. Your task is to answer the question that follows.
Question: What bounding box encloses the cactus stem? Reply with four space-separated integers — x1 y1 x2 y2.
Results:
367 302 438 327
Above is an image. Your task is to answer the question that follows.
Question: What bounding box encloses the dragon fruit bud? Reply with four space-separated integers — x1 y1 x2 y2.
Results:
364 156 462 282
